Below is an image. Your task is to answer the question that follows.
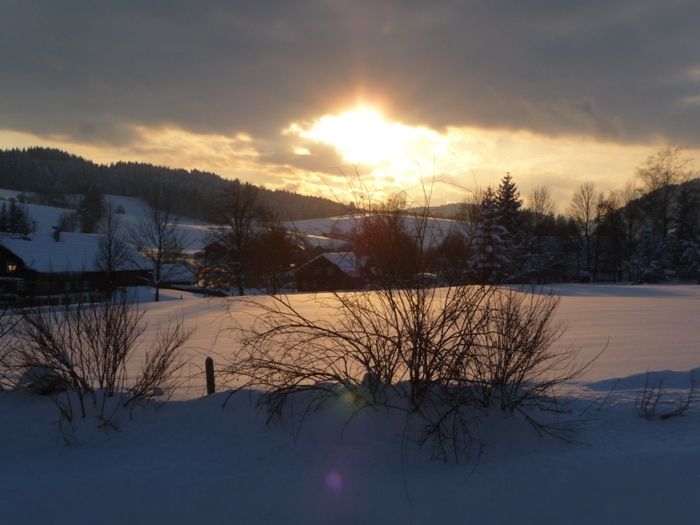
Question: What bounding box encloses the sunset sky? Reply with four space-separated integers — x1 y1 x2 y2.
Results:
1 1 699 207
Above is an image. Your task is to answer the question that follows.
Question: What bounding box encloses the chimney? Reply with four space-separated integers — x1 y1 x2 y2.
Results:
52 226 61 242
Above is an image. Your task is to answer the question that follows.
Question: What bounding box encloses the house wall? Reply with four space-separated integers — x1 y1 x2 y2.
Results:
0 244 151 305
296 257 359 292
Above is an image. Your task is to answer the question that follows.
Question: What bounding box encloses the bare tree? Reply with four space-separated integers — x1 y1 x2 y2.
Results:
214 181 265 296
132 203 184 302
636 145 694 240
96 203 131 293
528 185 556 218
455 189 484 257
353 192 421 286
616 179 643 279
248 215 302 294
569 182 599 278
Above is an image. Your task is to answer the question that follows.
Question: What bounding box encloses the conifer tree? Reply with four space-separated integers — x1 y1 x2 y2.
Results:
77 187 105 233
0 203 7 232
7 198 30 235
469 188 510 283
495 173 523 236
495 173 524 279
630 221 668 282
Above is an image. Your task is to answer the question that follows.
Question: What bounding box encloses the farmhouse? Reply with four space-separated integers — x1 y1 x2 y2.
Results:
296 251 367 292
0 231 149 304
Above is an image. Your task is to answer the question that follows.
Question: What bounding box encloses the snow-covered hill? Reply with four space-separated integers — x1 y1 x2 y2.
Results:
0 189 214 252
1 188 464 254
286 214 463 250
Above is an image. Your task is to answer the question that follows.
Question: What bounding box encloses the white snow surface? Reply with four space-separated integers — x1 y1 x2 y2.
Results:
2 284 700 524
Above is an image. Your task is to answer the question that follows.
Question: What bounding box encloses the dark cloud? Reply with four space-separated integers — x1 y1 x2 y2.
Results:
1 0 699 145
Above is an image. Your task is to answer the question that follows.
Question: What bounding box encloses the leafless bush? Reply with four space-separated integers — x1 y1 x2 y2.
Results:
5 295 193 425
127 319 192 405
225 283 589 460
0 307 21 390
636 372 696 420
82 296 147 397
11 304 96 416
469 289 581 411
227 285 489 405
222 184 598 460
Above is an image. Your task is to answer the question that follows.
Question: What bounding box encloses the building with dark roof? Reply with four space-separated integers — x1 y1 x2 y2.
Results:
0 231 150 305
295 251 367 292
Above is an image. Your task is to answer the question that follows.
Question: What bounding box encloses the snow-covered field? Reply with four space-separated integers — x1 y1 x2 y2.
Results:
2 284 699 524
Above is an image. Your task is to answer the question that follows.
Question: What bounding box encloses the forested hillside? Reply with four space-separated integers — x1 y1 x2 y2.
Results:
0 148 347 222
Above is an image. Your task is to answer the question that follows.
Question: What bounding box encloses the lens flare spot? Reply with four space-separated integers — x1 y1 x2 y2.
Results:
325 470 343 494
345 390 363 406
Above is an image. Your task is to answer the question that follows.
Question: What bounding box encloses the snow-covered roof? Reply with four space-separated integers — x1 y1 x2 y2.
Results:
286 214 463 250
302 251 365 279
160 263 197 284
0 232 146 273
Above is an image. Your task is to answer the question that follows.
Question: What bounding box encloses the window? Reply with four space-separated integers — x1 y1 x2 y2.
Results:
6 262 17 273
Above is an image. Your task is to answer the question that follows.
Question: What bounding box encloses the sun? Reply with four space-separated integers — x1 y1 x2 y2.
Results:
299 106 410 165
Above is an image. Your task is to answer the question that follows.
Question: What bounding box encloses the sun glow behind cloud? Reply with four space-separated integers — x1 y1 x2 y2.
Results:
284 106 473 199
283 107 700 208
3 116 698 211
288 106 450 165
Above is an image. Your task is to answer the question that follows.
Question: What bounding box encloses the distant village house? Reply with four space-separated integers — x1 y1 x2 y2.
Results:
0 231 149 305
296 251 367 292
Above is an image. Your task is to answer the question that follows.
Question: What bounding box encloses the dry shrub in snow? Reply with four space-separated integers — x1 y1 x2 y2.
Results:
0 307 20 390
635 371 696 420
471 289 571 411
225 283 591 460
4 294 193 425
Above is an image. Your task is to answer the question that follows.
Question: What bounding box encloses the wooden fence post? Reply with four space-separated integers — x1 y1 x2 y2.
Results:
205 356 216 395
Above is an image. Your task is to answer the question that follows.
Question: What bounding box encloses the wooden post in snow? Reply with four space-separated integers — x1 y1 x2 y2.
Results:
205 357 216 395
